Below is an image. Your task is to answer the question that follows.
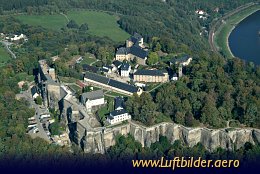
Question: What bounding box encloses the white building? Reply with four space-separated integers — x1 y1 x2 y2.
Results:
120 62 131 77
84 71 143 96
195 10 206 15
171 73 178 81
107 109 131 125
169 55 192 67
10 34 27 41
115 33 148 65
31 86 40 99
102 66 113 74
107 96 131 125
113 60 122 70
81 90 105 111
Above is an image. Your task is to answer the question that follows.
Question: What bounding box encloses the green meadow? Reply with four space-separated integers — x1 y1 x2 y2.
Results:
15 10 130 42
16 14 68 31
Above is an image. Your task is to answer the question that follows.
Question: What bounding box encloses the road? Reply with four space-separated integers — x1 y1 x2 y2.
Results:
20 90 51 142
208 2 256 54
0 40 16 59
148 83 164 93
90 59 100 66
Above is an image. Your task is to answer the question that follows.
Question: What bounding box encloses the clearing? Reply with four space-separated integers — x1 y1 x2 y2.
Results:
15 10 130 42
16 14 67 31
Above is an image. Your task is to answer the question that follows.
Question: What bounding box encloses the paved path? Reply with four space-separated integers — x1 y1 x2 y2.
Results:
90 59 100 66
60 13 70 22
1 41 16 59
20 90 51 142
148 83 164 93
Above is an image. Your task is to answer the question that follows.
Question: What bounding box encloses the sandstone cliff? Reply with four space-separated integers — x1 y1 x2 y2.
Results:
71 121 260 154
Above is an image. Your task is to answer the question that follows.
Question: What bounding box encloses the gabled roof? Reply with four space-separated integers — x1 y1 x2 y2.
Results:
82 64 100 73
31 86 38 96
84 72 139 94
121 62 130 71
113 60 122 68
60 87 68 100
130 45 148 59
115 97 124 110
169 55 191 64
101 68 109 73
128 32 143 45
103 65 113 70
82 90 104 103
134 69 166 76
133 32 142 40
108 79 138 93
84 71 109 84
116 47 130 55
110 109 128 117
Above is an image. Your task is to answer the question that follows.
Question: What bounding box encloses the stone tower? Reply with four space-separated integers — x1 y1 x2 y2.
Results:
178 65 183 78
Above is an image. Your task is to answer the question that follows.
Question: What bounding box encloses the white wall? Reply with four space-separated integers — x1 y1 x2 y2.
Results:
86 98 105 109
181 58 192 66
107 113 131 125
121 70 130 77
32 93 39 99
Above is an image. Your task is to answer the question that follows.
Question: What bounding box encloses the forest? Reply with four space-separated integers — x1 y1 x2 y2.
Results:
126 53 260 128
0 0 259 171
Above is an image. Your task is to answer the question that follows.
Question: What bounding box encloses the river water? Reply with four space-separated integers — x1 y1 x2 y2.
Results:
229 10 260 65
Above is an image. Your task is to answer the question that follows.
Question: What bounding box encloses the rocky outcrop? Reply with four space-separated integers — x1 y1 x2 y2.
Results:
72 121 260 154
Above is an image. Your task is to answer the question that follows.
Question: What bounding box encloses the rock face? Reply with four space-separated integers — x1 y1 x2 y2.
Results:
71 121 260 154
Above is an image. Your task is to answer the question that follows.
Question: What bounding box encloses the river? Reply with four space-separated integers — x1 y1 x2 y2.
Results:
229 10 260 65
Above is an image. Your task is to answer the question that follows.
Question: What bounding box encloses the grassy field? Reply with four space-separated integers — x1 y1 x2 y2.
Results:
16 14 68 31
59 76 78 83
15 10 130 42
214 6 260 58
0 43 11 67
98 99 114 123
105 91 129 97
67 10 130 42
68 84 82 93
80 57 96 65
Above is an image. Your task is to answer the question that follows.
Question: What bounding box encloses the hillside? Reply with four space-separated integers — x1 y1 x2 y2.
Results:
15 10 130 42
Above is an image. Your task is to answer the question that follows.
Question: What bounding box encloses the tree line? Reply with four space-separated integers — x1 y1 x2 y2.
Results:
126 52 260 129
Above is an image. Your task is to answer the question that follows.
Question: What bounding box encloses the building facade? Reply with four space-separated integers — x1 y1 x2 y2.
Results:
120 62 131 77
115 33 148 65
81 90 105 111
134 70 169 83
107 109 131 125
169 55 193 67
31 86 40 99
84 72 143 96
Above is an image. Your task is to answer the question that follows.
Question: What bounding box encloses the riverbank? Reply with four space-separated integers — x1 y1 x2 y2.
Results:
214 5 260 58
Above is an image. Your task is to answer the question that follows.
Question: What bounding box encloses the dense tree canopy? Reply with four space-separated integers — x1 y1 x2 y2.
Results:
127 52 260 128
